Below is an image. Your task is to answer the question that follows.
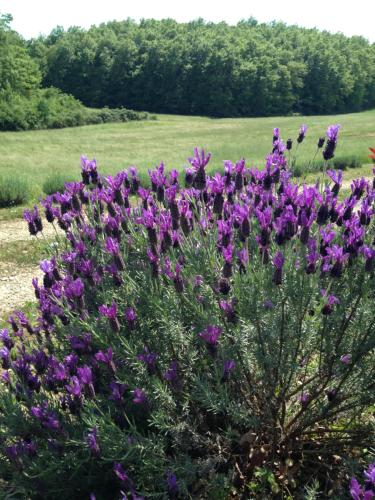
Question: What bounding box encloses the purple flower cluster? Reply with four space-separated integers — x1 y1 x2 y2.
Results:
350 462 375 499
1 126 374 497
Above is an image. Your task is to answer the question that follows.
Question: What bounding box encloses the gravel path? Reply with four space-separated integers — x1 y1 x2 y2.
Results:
0 219 45 316
0 218 57 243
0 262 41 315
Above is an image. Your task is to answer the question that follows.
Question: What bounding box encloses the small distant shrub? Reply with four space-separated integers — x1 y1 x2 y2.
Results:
296 155 363 176
87 107 150 124
292 165 303 177
347 156 362 169
0 176 30 207
43 173 79 195
333 156 360 170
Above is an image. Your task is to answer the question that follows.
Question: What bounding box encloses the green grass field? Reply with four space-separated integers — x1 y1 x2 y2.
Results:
0 109 374 191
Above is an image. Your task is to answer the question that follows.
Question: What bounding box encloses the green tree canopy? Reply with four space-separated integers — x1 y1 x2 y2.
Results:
33 18 375 117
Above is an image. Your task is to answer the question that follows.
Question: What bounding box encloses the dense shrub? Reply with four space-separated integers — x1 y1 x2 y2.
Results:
294 156 363 177
43 173 80 196
0 176 30 207
34 19 375 117
0 88 151 132
85 107 153 125
333 156 362 170
0 126 374 498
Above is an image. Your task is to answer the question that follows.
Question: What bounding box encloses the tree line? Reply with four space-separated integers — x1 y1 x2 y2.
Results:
0 14 148 131
28 18 375 117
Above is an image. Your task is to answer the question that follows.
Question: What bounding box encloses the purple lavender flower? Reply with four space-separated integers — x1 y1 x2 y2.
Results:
299 392 310 408
297 124 308 143
114 462 129 482
188 148 211 190
77 365 93 386
188 147 211 170
166 470 179 496
263 299 274 310
327 169 343 196
199 326 222 355
350 477 363 500
222 359 235 382
272 251 285 285
0 328 14 349
184 167 195 187
326 388 338 402
137 348 158 374
221 244 233 278
163 360 179 385
99 302 120 333
194 275 204 288
65 277 84 299
95 348 115 371
327 124 341 141
326 244 349 278
69 333 92 353
273 127 280 142
133 388 147 405
32 349 49 374
0 347 10 369
87 427 100 457
105 237 120 255
109 381 127 403
64 353 78 373
1 370 10 384
340 354 351 365
364 462 375 487
199 325 222 346
125 307 137 329
323 125 340 161
321 290 340 315
31 403 59 430
24 205 43 235
81 156 98 184
66 376 82 397
349 477 374 500
220 300 237 324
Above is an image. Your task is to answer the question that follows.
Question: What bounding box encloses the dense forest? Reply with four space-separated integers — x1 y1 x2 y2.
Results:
1 14 375 127
28 18 375 117
0 14 148 131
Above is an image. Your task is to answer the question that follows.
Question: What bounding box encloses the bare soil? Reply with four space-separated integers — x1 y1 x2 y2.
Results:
0 219 46 316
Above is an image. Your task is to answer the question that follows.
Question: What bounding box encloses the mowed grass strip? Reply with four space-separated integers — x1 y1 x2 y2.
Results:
0 110 374 189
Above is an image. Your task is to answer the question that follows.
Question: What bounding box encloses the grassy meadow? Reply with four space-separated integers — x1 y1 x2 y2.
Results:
0 109 374 192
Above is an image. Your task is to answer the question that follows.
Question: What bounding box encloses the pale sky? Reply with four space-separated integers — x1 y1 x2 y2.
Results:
2 0 375 42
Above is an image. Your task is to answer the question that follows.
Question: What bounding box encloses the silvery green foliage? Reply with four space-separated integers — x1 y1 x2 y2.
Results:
0 129 374 498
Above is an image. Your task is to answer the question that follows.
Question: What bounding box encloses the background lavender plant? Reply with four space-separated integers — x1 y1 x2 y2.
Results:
0 128 374 498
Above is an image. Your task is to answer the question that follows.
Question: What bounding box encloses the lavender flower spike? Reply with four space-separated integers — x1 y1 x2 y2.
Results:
323 124 341 161
272 251 285 285
297 124 308 143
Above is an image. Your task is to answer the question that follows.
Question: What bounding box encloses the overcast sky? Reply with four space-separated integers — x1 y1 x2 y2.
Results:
2 0 375 42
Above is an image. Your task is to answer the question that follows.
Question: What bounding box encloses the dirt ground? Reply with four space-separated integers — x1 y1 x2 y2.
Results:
0 219 45 316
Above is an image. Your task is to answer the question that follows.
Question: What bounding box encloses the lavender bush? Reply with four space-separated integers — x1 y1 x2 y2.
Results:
0 127 374 498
